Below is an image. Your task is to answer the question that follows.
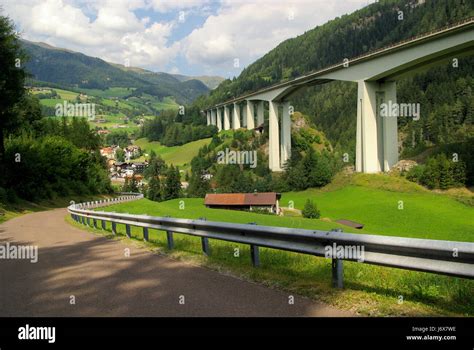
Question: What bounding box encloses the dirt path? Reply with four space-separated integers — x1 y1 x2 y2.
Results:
0 209 352 317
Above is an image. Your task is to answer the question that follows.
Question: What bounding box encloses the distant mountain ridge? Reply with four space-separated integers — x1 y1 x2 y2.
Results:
171 74 224 89
21 39 221 103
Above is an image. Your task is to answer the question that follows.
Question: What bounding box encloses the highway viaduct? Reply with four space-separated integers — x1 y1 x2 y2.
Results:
203 18 474 173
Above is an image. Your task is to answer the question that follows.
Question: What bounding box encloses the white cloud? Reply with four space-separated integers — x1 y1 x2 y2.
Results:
1 0 375 76
182 0 372 74
1 0 179 70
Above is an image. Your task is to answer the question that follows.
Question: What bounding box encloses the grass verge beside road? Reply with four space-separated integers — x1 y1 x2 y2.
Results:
0 194 113 224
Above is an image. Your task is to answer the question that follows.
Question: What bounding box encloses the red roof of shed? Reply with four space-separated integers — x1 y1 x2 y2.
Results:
204 192 280 206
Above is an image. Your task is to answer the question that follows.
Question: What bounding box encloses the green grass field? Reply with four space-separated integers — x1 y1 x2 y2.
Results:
281 186 474 242
35 86 178 116
79 87 135 98
101 98 133 110
134 138 212 167
78 177 474 316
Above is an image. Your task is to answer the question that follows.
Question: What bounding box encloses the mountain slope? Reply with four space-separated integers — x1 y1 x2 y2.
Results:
172 74 224 89
21 40 209 104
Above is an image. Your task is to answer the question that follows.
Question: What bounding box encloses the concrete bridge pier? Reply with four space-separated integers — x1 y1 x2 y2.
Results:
281 101 292 169
269 101 281 172
257 101 264 127
216 108 222 131
233 103 241 130
211 109 216 127
246 100 255 129
206 111 211 126
356 80 398 173
223 105 230 130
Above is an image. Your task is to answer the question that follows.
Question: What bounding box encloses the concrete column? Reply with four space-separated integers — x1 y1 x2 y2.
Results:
211 109 216 127
382 81 398 171
233 103 241 130
269 101 281 172
356 81 378 173
241 103 247 128
206 110 210 126
281 101 291 168
356 81 398 173
216 108 222 131
355 91 363 172
257 101 264 127
246 100 255 129
223 105 230 130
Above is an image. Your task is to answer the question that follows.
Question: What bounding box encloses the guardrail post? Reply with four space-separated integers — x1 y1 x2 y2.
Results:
250 244 260 267
247 223 260 267
93 219 98 229
81 216 86 225
201 237 210 256
166 231 174 250
332 259 344 289
101 220 106 230
143 227 149 242
112 222 117 235
125 224 131 238
86 217 91 226
198 218 210 255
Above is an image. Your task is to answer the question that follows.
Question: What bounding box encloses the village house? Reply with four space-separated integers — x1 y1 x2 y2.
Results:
124 145 141 160
100 146 119 160
125 174 143 186
131 161 148 174
113 161 148 178
97 129 110 136
204 192 281 214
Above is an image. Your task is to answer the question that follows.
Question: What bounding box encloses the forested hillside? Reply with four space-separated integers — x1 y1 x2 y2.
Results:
22 40 210 104
193 0 474 170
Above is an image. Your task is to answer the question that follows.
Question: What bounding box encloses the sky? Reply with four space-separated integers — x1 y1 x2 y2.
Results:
1 0 377 78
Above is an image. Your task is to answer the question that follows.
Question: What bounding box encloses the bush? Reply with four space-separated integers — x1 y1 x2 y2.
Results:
405 154 466 190
405 165 425 183
0 187 7 204
302 199 320 219
3 135 112 201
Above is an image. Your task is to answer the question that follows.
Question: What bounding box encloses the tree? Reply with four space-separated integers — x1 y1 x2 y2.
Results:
302 199 320 219
122 176 138 192
147 176 162 201
106 130 129 148
115 148 125 162
144 153 166 179
162 165 181 200
0 15 28 181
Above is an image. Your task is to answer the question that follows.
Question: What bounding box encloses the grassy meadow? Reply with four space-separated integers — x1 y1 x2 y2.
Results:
134 137 212 168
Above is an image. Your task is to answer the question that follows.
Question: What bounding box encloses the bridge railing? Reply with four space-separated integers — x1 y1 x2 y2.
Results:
68 194 474 288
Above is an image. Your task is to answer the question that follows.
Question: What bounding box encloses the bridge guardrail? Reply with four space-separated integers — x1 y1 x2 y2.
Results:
68 193 474 288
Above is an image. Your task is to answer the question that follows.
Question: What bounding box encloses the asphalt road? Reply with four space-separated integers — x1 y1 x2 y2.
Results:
0 209 352 317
